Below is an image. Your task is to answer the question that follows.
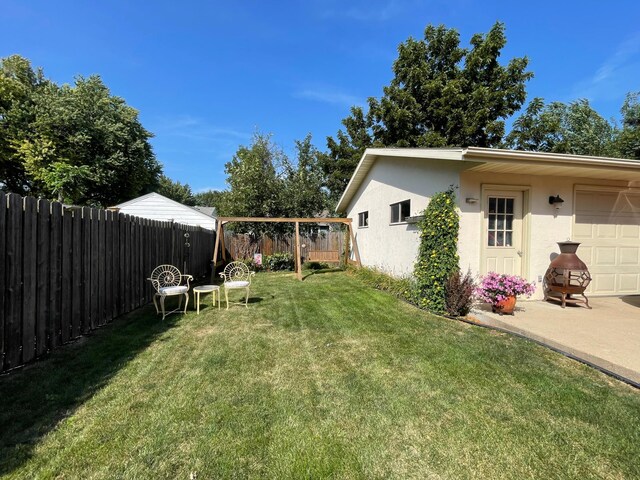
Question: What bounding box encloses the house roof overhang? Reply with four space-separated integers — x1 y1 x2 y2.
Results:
335 147 640 213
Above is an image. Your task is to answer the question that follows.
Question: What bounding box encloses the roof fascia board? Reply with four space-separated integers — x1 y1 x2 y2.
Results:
463 147 640 169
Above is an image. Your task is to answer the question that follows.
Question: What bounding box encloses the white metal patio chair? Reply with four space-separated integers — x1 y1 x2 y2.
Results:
219 261 255 309
148 265 193 320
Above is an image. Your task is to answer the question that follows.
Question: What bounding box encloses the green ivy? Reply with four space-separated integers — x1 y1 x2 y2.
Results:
413 187 460 314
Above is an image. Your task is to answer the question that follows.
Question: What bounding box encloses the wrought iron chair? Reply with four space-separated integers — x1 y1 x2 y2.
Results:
148 265 193 320
219 261 255 309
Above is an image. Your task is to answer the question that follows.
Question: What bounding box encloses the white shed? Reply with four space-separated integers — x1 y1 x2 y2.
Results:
337 147 640 298
112 192 217 230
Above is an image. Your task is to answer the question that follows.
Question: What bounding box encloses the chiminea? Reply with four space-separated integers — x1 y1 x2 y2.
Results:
544 241 592 309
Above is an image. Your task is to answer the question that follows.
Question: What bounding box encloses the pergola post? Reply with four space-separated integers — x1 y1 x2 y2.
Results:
295 221 302 281
348 222 362 267
220 223 226 261
211 221 222 280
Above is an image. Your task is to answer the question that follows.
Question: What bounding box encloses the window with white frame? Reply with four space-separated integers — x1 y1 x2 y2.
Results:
390 200 410 224
358 211 369 228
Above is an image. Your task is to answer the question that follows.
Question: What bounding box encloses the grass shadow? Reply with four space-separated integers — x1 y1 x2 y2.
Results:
302 267 344 281
0 305 177 475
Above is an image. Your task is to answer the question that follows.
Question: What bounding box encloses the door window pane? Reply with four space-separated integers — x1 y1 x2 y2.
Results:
487 196 515 248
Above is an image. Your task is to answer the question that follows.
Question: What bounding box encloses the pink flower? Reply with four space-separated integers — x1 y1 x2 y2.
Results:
475 272 536 305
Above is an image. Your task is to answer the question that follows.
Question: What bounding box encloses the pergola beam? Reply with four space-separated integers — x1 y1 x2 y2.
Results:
218 217 351 224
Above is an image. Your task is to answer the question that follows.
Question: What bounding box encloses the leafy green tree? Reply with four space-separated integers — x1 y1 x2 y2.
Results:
321 106 374 205
323 22 532 204
193 189 224 207
0 55 161 206
370 22 531 148
0 55 48 194
613 92 640 159
217 132 288 236
218 133 328 235
283 134 328 230
505 98 616 156
157 175 195 205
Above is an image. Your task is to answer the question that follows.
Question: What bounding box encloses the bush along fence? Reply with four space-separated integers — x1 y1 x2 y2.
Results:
0 193 216 373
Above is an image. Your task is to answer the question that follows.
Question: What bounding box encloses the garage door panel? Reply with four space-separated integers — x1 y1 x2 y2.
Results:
619 247 639 265
619 274 640 292
620 225 640 239
594 247 616 265
592 274 616 294
596 224 617 238
574 189 640 296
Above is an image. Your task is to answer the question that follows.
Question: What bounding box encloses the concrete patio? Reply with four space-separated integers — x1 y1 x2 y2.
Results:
471 295 640 385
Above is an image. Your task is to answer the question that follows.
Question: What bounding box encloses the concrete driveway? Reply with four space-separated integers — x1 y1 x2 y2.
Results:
471 295 640 385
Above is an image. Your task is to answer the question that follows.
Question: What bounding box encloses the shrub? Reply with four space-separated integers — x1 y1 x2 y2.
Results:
264 252 295 271
413 186 460 314
347 265 415 303
444 270 475 317
235 257 263 271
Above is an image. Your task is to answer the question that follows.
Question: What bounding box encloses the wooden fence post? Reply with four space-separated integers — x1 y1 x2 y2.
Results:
22 196 37 362
61 207 72 342
36 199 50 356
0 195 5 371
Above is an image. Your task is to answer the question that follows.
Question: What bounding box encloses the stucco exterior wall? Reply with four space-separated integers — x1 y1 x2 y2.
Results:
346 156 462 276
459 171 630 299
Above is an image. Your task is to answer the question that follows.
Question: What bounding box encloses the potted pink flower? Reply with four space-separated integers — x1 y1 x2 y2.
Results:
475 272 536 314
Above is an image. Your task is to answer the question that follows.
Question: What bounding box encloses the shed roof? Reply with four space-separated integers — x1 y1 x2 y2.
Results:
112 192 217 226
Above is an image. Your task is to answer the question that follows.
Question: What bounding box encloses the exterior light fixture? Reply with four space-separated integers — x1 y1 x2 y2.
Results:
465 197 479 204
549 195 564 209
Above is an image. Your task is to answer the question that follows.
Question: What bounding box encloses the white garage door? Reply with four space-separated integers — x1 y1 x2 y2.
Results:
573 189 640 295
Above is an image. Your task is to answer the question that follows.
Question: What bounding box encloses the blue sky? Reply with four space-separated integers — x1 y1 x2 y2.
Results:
2 1 640 193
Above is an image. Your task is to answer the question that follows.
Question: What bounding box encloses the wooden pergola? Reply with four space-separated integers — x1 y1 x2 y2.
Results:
212 217 362 280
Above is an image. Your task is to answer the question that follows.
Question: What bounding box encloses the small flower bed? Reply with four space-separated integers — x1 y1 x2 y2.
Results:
475 272 536 305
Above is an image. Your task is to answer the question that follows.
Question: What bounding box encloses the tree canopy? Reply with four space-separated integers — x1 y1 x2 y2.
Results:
157 175 196 206
505 97 615 156
505 94 640 159
217 132 328 235
0 55 161 206
322 22 532 203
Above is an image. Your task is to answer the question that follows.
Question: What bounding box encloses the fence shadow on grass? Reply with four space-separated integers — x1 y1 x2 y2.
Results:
0 304 177 475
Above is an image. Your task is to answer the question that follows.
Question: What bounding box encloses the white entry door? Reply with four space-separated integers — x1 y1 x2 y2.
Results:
482 190 523 275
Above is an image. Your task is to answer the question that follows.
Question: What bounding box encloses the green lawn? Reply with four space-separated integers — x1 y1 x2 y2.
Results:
1 271 639 479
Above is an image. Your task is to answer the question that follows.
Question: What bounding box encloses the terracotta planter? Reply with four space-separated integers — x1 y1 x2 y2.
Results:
492 295 517 315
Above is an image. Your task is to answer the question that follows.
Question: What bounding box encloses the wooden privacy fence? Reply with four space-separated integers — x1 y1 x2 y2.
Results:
0 193 216 373
223 231 345 261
